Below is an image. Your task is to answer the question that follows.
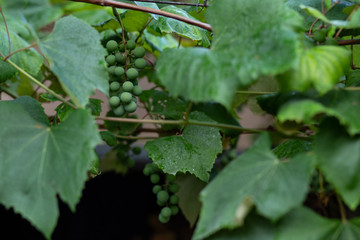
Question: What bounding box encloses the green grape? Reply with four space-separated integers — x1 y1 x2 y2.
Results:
157 190 169 203
169 195 179 205
313 29 326 42
132 146 141 155
158 213 170 223
160 207 172 218
119 43 125 52
114 67 125 76
124 101 137 113
106 55 116 65
169 183 179 193
170 205 179 215
132 85 142 96
115 52 126 64
108 66 116 75
113 105 125 116
133 47 146 58
122 81 134 92
110 81 121 91
126 68 139 80
166 174 176 182
127 158 135 168
143 166 151 176
152 185 162 194
150 174 160 184
120 92 132 103
134 58 146 69
106 40 118 52
157 200 166 206
126 40 136 50
109 96 120 107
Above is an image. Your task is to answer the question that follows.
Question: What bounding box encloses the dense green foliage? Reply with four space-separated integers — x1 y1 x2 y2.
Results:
1 0 360 239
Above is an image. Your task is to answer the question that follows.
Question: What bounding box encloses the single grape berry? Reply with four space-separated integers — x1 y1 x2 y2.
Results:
168 183 179 193
119 43 125 52
120 92 132 103
160 207 172 218
166 174 176 182
106 40 118 52
313 30 326 42
157 200 166 207
122 81 134 92
113 105 125 116
132 85 142 96
152 185 162 194
124 101 137 113
114 67 125 77
109 96 120 107
158 213 170 223
108 66 116 75
157 190 169 203
106 55 116 65
135 58 146 69
169 195 179 205
126 40 136 50
132 146 141 155
170 205 179 215
150 174 160 184
115 52 126 64
110 82 121 91
133 46 146 58
126 68 139 80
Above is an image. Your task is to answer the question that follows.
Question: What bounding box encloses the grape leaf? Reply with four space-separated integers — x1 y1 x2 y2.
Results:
13 96 49 125
0 101 101 238
276 207 360 240
277 90 360 136
144 112 222 182
193 133 314 240
134 1 159 20
38 16 109 108
276 46 350 94
273 139 312 159
0 27 43 82
314 118 360 209
156 0 301 109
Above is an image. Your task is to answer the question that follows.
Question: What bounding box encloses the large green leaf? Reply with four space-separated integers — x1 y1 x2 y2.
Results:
0 27 43 82
193 133 315 240
277 90 360 136
314 118 360 209
276 207 360 240
144 112 222 182
38 16 109 108
0 101 101 238
156 0 301 109
13 96 49 125
273 139 313 159
276 46 350 94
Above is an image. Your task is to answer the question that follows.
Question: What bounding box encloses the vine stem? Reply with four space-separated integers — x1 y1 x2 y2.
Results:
125 0 208 7
70 0 212 31
0 7 11 56
0 55 77 109
336 193 347 222
114 134 157 140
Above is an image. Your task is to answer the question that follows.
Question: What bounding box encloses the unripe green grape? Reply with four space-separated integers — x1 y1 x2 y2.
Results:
122 81 134 92
166 174 176 182
110 81 121 91
143 166 151 176
108 66 116 75
126 68 139 80
126 40 136 50
124 101 137 113
169 183 179 193
106 55 116 65
157 190 169 203
127 158 135 168
133 46 146 58
134 58 146 69
132 146 141 155
106 40 118 52
119 43 125 52
109 96 120 107
152 185 162 194
115 52 126 64
157 200 166 206
113 105 125 116
158 214 170 224
160 207 172 218
120 92 132 103
170 205 179 215
150 174 160 184
169 195 179 205
313 30 326 42
114 67 124 77
132 85 142 96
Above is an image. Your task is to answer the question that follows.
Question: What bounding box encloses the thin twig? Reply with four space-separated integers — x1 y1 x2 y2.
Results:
135 18 153 43
126 0 208 7
70 0 212 31
4 42 37 61
0 7 11 56
336 193 347 222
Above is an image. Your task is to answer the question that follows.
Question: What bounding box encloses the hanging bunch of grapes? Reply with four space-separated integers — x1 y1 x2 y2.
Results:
105 38 145 116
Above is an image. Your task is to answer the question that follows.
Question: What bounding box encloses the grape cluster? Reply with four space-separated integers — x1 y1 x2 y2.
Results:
143 163 180 223
105 39 146 116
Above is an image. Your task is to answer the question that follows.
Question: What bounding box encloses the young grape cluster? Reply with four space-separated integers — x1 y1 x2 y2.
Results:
143 163 180 223
105 39 146 116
